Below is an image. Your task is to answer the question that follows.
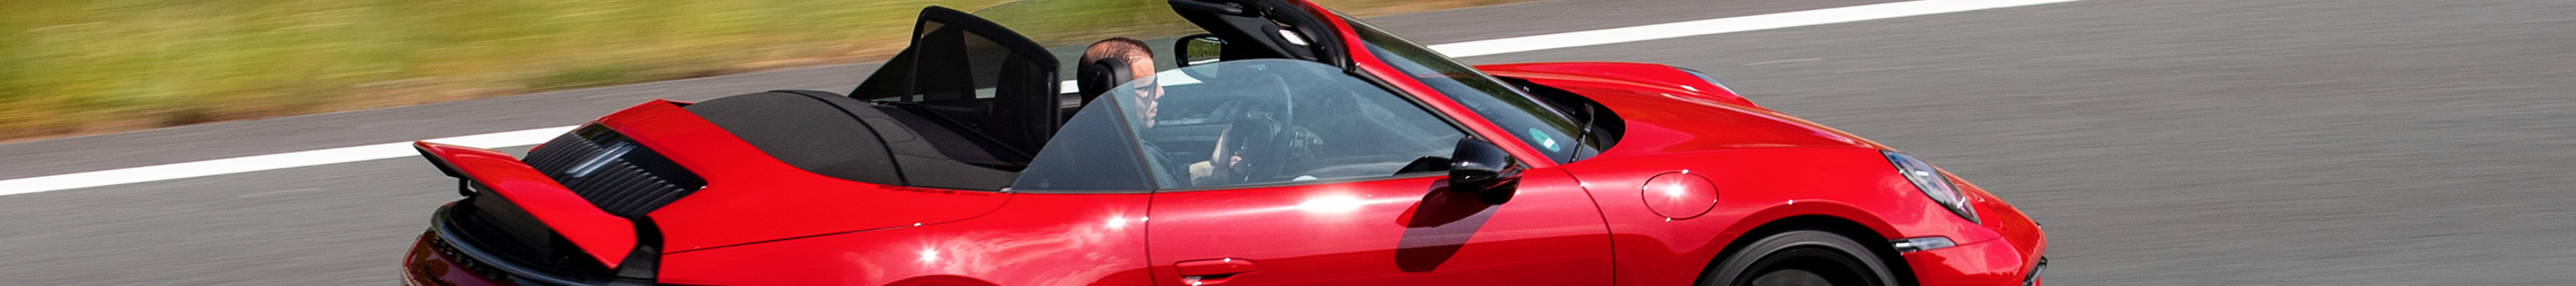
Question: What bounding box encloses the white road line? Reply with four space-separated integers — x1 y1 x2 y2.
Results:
0 0 2088 196
0 126 573 197
1428 0 2088 57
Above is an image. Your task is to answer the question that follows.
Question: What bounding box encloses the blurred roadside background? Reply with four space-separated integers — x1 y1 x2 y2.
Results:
0 0 1521 142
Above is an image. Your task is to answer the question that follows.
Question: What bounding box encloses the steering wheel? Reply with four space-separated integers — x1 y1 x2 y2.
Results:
1207 112 1275 184
1198 64 1305 185
1208 122 1238 183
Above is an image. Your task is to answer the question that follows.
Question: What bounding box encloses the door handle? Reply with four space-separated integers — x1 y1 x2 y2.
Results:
1174 257 1258 285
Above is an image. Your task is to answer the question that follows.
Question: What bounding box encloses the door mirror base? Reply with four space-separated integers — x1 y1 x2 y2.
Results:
1449 138 1523 204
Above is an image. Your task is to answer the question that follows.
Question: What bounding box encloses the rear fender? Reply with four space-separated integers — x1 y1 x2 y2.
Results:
414 141 637 268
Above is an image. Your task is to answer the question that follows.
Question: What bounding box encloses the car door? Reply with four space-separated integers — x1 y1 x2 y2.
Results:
1114 60 1614 286
1145 168 1611 285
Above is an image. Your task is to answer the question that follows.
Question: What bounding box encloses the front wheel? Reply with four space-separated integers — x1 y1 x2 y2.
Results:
1700 230 1898 286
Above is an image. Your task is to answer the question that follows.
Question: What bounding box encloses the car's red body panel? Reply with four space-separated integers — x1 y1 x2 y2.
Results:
655 193 1152 286
1907 177 2049 285
402 1 2045 285
1480 63 1868 150
1477 62 1757 108
1141 169 1614 285
1484 62 2047 286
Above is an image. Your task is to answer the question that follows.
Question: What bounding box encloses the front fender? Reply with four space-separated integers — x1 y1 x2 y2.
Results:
1476 62 1756 108
1563 147 1993 286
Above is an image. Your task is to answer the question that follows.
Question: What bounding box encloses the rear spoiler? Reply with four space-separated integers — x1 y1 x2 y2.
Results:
414 141 639 268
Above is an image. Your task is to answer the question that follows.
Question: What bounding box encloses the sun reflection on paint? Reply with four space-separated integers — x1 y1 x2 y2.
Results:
1662 180 1688 199
1295 194 1366 214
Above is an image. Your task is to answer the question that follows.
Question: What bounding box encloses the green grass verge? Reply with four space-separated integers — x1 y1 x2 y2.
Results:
0 0 1522 140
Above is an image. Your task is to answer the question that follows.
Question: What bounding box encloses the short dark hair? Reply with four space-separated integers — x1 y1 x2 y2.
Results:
1080 38 1155 78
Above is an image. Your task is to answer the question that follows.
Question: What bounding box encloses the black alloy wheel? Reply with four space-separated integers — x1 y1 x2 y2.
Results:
1700 230 1897 286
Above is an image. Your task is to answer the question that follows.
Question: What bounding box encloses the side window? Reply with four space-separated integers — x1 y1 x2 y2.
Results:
1074 59 1464 189
1013 99 1157 193
1345 18 1595 164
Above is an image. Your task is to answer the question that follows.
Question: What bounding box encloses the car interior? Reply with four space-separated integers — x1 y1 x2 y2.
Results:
686 0 1462 191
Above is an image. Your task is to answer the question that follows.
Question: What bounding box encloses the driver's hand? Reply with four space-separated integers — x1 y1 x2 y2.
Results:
1186 156 1246 185
1188 161 1216 185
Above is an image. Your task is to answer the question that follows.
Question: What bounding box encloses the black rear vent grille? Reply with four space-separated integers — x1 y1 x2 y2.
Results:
448 197 615 279
521 125 707 218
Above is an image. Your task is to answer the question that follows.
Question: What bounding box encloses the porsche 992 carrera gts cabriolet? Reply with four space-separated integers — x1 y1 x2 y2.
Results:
402 0 2047 285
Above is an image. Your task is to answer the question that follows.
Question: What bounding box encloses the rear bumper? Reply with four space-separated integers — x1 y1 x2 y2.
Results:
404 231 519 286
403 204 637 286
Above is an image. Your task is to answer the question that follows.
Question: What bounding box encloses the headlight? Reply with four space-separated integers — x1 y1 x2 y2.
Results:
1884 150 1978 223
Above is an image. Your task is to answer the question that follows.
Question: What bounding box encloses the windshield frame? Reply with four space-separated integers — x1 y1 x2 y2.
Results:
1321 10 1592 166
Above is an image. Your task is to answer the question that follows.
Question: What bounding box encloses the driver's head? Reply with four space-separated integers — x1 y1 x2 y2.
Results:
1080 38 1156 81
1080 38 1161 126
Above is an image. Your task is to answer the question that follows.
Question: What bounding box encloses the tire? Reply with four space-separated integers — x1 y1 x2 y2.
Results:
1699 230 1898 286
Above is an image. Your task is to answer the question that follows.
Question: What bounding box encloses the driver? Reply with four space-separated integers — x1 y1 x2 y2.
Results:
1079 38 1160 121
1079 38 1242 186
1081 38 1215 185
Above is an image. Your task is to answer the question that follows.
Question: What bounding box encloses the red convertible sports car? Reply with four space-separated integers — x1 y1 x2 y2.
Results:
402 0 2046 285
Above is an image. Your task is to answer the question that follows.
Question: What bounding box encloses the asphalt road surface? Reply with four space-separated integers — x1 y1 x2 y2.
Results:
6 0 2576 284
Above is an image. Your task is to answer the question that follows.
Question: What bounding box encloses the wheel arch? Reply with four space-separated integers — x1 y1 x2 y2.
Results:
1701 213 1919 286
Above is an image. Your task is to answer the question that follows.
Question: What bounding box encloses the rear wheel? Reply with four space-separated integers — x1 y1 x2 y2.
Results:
1701 230 1896 286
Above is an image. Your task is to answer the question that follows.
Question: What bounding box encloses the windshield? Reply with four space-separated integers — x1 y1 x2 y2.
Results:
1019 59 1465 190
1343 16 1595 164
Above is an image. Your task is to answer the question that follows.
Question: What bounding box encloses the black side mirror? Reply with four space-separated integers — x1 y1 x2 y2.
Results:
1450 138 1523 204
1174 34 1226 68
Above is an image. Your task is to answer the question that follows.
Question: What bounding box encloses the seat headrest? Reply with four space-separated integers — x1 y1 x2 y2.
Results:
1077 56 1135 105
